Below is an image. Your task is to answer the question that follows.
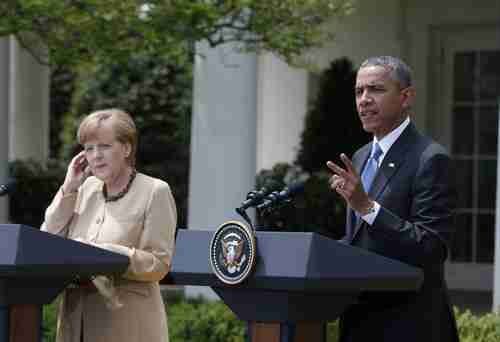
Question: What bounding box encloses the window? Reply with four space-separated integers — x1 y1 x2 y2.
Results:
450 50 500 263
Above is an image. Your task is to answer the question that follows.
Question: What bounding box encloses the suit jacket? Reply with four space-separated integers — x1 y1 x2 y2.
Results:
339 123 459 342
42 173 177 342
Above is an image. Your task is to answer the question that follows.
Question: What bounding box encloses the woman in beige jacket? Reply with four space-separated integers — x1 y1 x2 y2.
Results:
41 108 177 342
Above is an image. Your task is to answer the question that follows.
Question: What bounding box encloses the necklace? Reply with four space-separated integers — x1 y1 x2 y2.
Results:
103 169 137 202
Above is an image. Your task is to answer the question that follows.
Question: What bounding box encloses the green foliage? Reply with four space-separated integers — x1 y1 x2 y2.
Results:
0 0 355 69
255 57 369 236
49 65 76 158
8 159 66 228
326 320 340 342
296 57 370 173
167 298 245 342
41 296 500 342
255 163 345 239
455 307 500 342
42 299 59 342
57 54 192 227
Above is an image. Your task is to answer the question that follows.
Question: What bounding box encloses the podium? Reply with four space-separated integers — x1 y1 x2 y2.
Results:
0 224 129 342
170 229 424 342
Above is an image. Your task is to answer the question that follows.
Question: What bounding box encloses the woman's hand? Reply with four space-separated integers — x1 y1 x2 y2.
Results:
61 151 91 194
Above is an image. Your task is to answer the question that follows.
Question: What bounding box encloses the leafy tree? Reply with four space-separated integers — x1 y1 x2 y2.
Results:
296 57 370 173
0 0 355 68
1 0 357 230
50 66 76 158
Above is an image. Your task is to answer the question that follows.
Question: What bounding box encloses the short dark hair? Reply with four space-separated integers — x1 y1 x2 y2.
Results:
359 56 413 88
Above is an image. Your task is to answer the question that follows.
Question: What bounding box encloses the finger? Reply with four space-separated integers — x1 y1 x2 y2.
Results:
333 177 345 189
329 175 345 190
69 152 84 169
328 160 357 183
326 161 346 175
76 152 87 164
328 174 339 185
340 154 357 175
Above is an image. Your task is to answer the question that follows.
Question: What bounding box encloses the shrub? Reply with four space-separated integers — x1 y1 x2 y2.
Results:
8 159 66 228
167 298 245 342
255 57 370 237
296 57 370 173
455 307 500 342
42 300 59 342
42 296 500 342
255 163 345 240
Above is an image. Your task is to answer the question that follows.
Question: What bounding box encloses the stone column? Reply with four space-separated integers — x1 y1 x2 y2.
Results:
256 54 308 171
187 42 258 298
9 38 50 161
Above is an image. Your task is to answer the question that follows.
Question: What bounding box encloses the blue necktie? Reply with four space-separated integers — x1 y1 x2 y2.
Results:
361 143 383 193
351 143 383 229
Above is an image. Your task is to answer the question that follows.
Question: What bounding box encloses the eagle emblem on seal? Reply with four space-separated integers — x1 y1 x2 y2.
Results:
220 233 247 274
209 221 256 285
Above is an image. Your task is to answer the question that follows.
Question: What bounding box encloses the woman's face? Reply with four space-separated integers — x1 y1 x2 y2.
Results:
83 120 131 184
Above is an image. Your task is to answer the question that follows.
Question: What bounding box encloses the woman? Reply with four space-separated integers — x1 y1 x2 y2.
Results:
42 109 177 342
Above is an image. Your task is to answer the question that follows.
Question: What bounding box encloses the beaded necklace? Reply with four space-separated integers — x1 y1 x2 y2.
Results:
103 169 137 202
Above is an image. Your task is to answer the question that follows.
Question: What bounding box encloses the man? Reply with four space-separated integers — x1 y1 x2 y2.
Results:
327 56 458 342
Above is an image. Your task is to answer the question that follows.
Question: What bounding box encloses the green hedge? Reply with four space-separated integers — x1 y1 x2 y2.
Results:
41 296 500 342
168 299 245 342
8 159 66 228
255 163 345 240
455 307 500 342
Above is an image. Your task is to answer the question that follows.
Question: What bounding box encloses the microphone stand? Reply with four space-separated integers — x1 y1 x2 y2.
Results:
235 206 255 231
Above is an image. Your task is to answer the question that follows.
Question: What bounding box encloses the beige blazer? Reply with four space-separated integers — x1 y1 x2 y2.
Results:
41 172 177 342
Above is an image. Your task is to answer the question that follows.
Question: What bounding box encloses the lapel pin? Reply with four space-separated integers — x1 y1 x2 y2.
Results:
388 163 395 168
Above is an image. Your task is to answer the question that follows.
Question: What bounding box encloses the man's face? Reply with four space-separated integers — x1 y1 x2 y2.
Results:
355 65 414 139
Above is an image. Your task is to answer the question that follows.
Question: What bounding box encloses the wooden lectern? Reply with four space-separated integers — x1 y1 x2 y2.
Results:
170 229 423 342
0 224 129 342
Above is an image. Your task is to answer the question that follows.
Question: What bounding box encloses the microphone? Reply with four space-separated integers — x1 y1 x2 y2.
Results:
0 179 16 197
256 181 305 212
238 187 273 211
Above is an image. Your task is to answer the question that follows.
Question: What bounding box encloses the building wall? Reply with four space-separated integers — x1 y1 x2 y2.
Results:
405 0 500 295
310 0 500 298
313 0 404 67
405 0 500 141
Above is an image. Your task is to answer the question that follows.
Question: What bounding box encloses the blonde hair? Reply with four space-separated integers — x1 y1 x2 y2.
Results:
77 109 137 166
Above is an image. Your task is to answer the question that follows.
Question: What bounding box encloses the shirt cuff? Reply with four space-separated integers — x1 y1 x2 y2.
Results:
361 201 380 225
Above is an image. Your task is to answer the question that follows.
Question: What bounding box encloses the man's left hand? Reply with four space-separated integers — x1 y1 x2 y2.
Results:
327 153 374 215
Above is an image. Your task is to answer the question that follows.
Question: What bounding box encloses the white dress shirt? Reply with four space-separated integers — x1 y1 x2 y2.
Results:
362 116 410 225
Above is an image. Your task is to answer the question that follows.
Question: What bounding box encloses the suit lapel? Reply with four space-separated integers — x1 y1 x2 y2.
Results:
370 123 417 200
351 123 418 242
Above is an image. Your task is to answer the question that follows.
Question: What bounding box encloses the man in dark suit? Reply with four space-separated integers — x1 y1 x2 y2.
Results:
326 56 459 342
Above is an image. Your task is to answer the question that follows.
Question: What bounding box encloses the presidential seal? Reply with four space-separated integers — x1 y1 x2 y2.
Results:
209 221 256 285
